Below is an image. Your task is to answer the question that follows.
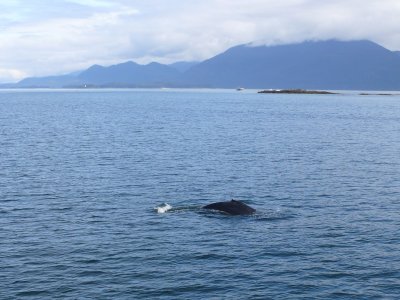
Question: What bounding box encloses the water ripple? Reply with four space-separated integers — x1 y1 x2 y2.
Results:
1 90 399 299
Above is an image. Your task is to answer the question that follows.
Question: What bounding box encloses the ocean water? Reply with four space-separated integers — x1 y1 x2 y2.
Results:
1 89 399 299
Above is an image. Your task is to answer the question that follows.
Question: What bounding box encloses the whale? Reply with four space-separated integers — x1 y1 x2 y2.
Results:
203 199 256 215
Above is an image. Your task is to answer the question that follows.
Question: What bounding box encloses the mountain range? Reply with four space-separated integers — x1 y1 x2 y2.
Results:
3 40 400 90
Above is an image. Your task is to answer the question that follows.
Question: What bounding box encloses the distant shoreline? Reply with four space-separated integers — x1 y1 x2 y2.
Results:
359 93 397 96
0 87 399 96
258 89 338 95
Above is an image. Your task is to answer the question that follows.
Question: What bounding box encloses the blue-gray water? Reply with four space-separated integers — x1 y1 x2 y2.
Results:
1 89 399 299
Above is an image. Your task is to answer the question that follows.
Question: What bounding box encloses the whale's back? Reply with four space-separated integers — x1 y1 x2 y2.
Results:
203 200 256 215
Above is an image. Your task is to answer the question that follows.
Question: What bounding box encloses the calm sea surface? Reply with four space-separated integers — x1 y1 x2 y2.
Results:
1 89 399 299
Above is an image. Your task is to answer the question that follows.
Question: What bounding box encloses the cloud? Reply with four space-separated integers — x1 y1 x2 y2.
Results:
66 0 115 7
0 68 27 82
1 0 400 82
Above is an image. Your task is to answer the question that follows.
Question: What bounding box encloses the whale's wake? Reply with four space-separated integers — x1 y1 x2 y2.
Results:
154 203 173 214
154 203 203 214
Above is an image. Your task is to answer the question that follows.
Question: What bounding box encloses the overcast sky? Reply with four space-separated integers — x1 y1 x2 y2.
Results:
1 0 400 82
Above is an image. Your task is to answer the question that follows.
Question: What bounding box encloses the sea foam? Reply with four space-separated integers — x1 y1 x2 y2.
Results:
155 203 172 214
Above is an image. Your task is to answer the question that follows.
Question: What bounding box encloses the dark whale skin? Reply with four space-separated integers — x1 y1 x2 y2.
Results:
203 200 256 215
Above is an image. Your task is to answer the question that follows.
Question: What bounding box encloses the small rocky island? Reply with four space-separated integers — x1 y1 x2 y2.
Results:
258 89 338 94
359 93 395 96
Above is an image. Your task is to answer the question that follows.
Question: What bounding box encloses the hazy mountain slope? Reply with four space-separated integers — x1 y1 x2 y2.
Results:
9 61 182 88
78 61 181 86
184 40 400 90
168 61 199 73
16 73 80 88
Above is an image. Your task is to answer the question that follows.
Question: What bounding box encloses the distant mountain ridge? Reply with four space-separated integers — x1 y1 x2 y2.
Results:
3 40 400 90
183 40 400 90
16 73 80 88
15 61 182 88
78 61 180 87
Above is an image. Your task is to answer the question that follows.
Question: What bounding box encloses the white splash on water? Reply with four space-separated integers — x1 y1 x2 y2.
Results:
155 203 172 214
